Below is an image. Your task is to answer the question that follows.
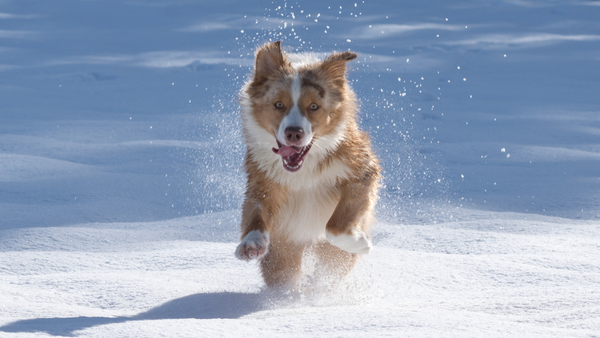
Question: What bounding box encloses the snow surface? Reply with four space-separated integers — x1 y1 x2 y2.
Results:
1 0 600 336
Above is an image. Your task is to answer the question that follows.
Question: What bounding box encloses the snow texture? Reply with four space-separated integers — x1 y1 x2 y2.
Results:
1 0 599 337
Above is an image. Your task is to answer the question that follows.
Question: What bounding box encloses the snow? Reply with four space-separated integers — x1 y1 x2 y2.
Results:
1 0 599 336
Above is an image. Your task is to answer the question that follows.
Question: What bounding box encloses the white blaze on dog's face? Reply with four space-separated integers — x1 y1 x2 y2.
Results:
245 41 357 173
275 75 312 148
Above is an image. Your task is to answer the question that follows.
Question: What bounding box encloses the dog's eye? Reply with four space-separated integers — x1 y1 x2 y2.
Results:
275 101 284 109
309 103 319 110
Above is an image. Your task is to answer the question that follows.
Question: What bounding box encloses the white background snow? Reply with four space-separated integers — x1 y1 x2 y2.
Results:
1 0 600 336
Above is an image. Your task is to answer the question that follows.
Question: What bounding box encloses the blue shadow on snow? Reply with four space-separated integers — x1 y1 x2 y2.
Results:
0 292 266 337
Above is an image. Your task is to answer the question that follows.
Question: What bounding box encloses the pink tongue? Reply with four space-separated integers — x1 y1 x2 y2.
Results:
273 145 299 157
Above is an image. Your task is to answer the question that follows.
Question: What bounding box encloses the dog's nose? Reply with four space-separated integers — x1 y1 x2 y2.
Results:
285 126 305 145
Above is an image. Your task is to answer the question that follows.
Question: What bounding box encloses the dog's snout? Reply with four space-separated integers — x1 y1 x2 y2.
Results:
285 127 305 145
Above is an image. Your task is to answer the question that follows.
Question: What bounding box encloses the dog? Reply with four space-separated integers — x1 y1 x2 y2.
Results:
235 41 380 289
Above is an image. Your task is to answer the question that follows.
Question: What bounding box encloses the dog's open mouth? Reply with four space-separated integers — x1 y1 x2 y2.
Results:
272 140 313 172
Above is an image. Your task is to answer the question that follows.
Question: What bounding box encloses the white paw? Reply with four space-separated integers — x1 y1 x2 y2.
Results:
235 230 270 261
326 230 372 254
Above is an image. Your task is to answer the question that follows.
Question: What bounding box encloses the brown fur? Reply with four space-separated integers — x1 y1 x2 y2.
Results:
237 41 380 289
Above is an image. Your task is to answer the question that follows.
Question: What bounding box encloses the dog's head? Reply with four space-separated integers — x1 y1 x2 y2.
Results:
242 41 357 174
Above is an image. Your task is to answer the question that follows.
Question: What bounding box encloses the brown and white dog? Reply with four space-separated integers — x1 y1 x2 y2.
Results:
235 41 380 289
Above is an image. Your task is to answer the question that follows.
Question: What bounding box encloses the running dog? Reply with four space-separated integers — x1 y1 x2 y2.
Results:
235 41 380 289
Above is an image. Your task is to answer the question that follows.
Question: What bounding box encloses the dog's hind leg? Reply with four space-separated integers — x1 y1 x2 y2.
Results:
312 240 358 284
260 235 305 289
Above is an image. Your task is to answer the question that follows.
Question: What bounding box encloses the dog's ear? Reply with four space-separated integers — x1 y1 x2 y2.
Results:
320 51 357 87
253 41 286 84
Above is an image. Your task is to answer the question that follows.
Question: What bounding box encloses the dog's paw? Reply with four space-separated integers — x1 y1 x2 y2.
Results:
326 229 372 254
235 230 270 261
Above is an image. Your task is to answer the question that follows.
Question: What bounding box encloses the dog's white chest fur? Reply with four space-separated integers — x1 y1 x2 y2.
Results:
275 184 341 244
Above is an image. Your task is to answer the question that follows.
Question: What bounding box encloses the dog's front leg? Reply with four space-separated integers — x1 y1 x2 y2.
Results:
326 176 378 254
235 200 270 261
